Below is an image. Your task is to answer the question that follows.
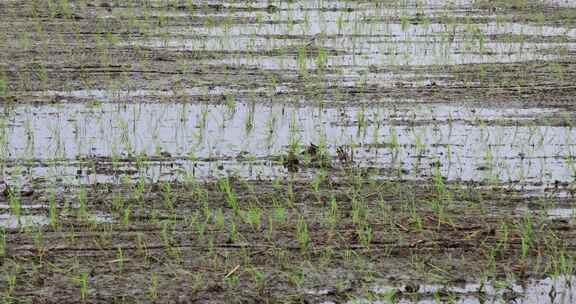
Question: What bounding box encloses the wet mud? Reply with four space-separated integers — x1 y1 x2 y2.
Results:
1 0 576 303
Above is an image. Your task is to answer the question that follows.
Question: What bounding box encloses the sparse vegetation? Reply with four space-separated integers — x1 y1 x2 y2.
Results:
0 0 575 303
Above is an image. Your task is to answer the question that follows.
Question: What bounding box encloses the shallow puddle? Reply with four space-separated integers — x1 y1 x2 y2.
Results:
113 0 576 73
0 214 49 229
547 207 576 219
340 275 576 303
0 212 114 229
1 102 574 185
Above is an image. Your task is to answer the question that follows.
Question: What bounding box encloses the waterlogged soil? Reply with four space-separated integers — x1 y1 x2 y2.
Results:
1 1 576 107
1 0 576 303
2 102 576 188
2 175 576 303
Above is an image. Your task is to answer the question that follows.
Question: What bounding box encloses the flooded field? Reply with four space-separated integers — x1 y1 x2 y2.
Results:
1 0 576 303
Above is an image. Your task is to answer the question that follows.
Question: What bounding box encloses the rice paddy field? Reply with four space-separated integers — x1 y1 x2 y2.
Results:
2 0 576 303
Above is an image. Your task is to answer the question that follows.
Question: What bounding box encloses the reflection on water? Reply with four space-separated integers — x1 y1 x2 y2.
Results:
0 214 50 229
322 275 576 304
0 102 574 185
0 212 114 229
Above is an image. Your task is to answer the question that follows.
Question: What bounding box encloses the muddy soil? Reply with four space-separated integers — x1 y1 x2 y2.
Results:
2 174 576 303
1 0 576 303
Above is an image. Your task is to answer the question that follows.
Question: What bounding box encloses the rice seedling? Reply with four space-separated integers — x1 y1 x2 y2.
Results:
0 0 575 302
